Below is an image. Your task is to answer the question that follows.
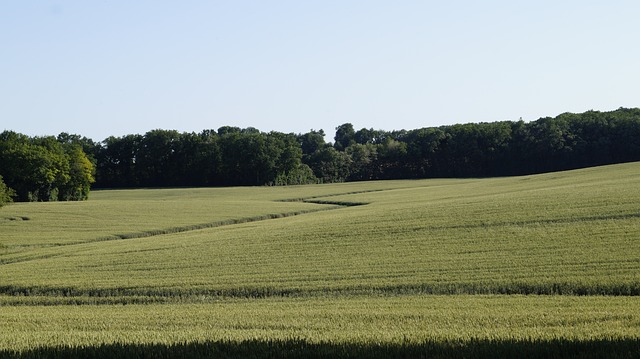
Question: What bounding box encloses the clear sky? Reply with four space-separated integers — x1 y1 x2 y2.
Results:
2 1 639 142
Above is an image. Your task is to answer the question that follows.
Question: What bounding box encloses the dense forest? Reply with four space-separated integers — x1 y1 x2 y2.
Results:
1 107 639 203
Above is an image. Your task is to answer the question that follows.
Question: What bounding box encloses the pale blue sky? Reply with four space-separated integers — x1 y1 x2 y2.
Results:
1 1 639 142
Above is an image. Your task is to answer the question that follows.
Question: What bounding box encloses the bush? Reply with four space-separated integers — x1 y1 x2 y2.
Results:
272 164 319 186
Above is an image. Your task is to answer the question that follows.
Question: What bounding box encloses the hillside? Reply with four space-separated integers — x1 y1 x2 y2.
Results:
1 162 639 356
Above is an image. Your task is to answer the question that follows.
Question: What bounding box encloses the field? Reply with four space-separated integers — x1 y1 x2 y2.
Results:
1 162 640 358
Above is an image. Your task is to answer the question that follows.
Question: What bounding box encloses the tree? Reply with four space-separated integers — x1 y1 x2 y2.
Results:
346 143 377 180
96 134 142 187
269 131 316 185
306 146 352 183
0 135 67 201
135 129 183 186
0 175 14 207
610 109 640 163
334 123 355 151
404 127 447 177
57 132 101 163
218 132 276 185
217 126 241 136
525 116 574 173
376 138 408 179
298 129 326 155
0 132 95 201
178 131 221 186
354 128 376 144
58 145 95 200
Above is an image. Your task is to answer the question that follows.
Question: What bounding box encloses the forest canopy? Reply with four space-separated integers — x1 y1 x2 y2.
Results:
1 107 639 202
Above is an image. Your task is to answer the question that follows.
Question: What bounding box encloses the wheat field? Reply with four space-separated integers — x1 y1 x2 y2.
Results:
1 162 639 357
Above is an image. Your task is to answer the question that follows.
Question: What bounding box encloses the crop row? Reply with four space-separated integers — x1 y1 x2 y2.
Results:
3 278 640 306
3 338 640 359
1 295 639 354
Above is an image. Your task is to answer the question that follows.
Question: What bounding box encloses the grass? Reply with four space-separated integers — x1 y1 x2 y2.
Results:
0 162 639 357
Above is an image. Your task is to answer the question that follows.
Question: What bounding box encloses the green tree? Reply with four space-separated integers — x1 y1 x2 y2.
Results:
179 131 221 186
0 134 68 201
0 175 14 207
334 123 355 151
404 127 447 177
306 146 352 183
96 134 142 187
354 128 384 145
135 129 183 186
298 129 326 155
346 143 377 180
58 145 95 200
57 132 101 163
218 132 276 185
525 116 575 173
376 138 408 179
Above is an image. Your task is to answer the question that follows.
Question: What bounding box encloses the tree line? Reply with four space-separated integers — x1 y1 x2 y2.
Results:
95 127 317 188
1 107 639 203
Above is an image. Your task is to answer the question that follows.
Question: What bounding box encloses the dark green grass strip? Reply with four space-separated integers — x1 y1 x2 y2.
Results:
417 212 640 231
302 199 368 206
3 281 640 305
0 216 30 222
2 338 639 359
276 188 390 203
102 206 344 241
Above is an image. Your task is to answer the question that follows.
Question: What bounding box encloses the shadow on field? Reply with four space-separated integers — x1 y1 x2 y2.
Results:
2 338 639 359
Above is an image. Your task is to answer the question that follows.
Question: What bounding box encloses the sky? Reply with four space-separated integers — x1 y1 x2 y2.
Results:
1 1 639 143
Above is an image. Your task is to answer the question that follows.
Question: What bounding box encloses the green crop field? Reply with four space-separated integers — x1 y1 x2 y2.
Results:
1 162 640 358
